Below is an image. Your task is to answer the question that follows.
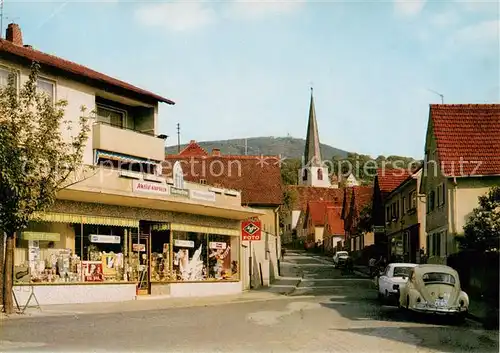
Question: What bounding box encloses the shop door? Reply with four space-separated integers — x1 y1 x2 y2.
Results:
136 234 150 295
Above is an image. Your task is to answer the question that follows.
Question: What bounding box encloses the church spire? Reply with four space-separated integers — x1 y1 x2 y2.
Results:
303 87 322 167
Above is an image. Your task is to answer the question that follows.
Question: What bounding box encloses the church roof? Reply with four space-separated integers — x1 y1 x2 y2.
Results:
303 88 322 167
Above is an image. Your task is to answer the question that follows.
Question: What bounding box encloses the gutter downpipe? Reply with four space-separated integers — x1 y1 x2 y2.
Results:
451 176 458 257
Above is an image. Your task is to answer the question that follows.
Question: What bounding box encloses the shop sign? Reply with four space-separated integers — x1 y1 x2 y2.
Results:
133 243 146 252
209 241 227 250
174 239 195 248
90 234 121 244
241 220 262 241
170 187 189 197
373 226 385 233
22 231 60 242
132 180 169 196
82 261 104 282
190 189 216 202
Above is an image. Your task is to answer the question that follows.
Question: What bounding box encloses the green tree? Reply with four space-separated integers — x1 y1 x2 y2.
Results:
279 187 298 229
0 62 91 314
356 204 373 234
459 186 500 252
280 158 301 185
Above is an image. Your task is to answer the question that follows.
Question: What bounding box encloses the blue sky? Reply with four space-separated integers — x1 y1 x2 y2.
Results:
4 0 499 159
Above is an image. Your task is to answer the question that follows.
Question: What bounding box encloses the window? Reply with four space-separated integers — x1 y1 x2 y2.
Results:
200 179 207 185
393 266 413 278
96 104 125 128
302 169 308 181
386 206 391 222
317 169 323 181
428 190 435 213
422 272 455 285
402 197 407 215
432 233 441 256
0 66 17 89
440 183 446 206
409 190 417 210
37 78 55 102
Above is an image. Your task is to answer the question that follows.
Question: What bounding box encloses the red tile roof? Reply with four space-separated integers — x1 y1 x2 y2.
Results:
179 140 209 156
0 38 175 105
324 206 344 236
430 104 500 176
376 168 412 194
306 201 335 226
344 186 373 233
286 185 344 211
164 141 282 205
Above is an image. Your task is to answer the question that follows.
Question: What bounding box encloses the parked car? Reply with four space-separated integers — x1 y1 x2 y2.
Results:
376 263 417 304
398 264 469 321
333 251 349 268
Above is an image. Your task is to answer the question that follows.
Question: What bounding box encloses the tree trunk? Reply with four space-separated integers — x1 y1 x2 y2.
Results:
0 231 5 305
3 232 15 314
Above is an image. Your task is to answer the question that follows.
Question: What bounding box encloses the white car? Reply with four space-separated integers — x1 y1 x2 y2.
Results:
377 263 417 304
333 251 349 268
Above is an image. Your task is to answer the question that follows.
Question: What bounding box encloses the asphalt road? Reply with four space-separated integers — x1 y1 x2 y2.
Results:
2 251 498 353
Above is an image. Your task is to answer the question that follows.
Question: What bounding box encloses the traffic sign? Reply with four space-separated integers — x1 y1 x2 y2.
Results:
241 220 262 241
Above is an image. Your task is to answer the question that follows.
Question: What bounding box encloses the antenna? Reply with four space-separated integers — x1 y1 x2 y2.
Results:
427 88 444 104
176 123 180 153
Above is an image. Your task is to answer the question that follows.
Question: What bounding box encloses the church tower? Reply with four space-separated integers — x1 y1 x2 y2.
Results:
298 88 331 188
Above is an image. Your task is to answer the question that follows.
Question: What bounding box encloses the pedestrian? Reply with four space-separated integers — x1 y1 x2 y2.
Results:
281 248 286 260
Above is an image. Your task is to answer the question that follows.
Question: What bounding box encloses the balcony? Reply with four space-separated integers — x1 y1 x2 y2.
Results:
92 122 165 162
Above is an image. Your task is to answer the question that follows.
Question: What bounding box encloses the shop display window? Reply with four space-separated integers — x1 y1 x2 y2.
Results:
171 232 240 282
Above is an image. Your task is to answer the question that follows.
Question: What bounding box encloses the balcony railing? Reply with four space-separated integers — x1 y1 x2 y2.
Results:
92 122 165 161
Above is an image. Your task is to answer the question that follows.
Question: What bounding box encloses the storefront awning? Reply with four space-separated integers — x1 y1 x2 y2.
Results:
32 212 139 228
95 150 159 165
170 223 239 236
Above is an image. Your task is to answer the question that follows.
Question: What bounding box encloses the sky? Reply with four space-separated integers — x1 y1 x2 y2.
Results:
3 0 499 159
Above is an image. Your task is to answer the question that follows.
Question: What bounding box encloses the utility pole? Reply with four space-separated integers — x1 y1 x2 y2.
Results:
176 123 180 153
1 0 4 39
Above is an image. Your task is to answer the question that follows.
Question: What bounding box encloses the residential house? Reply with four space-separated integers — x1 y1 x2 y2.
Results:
284 185 343 244
303 201 336 249
2 23 263 305
342 186 374 253
323 206 345 254
421 104 500 263
371 168 413 254
163 141 283 288
383 167 427 263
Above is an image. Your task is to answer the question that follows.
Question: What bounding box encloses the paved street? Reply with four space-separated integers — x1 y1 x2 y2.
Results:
2 251 498 352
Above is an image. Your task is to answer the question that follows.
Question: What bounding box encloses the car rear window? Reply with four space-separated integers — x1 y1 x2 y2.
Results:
393 267 413 277
422 272 456 285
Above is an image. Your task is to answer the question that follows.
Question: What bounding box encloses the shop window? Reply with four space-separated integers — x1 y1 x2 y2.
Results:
150 229 172 282
172 231 240 282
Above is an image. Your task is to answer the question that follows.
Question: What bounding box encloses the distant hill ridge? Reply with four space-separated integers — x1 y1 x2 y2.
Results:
165 136 349 160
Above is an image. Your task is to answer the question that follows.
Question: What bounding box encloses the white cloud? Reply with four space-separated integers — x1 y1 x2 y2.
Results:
134 1 217 32
393 0 427 17
430 10 460 28
453 19 499 43
224 0 306 21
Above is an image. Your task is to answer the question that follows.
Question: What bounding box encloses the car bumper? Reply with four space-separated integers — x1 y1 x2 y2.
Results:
411 305 468 315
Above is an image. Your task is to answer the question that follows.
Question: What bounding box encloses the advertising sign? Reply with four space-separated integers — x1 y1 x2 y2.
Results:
170 187 189 197
90 234 121 244
174 239 195 248
209 242 227 250
133 243 146 252
190 189 216 202
82 261 104 282
132 180 169 196
241 220 262 241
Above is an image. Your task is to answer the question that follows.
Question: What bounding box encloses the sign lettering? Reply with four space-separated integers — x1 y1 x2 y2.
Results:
132 180 169 195
241 220 262 241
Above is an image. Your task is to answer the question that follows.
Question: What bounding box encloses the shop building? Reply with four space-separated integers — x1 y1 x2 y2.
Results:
2 23 262 305
164 141 283 289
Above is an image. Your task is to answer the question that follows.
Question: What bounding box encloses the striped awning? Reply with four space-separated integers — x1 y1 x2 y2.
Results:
32 212 139 228
94 150 159 165
170 223 239 236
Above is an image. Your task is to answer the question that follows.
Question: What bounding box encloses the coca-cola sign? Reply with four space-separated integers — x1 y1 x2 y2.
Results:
132 180 169 196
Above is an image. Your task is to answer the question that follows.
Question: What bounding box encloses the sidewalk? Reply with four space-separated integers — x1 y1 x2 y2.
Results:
259 256 303 295
0 290 296 321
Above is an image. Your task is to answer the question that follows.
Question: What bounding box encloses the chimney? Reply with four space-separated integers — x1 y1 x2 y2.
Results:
212 148 221 156
6 23 23 46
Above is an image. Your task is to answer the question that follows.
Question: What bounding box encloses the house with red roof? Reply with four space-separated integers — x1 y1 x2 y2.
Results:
1 23 263 304
421 104 500 263
371 167 414 252
383 167 427 263
323 206 345 254
302 201 336 248
342 186 374 253
163 140 283 288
